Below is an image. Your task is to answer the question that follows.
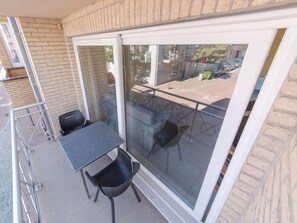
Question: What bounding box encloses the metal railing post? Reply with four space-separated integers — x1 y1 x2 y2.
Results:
11 102 51 223
11 109 23 223
187 102 199 142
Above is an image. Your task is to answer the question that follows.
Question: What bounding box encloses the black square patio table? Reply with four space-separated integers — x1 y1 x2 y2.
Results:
59 121 124 198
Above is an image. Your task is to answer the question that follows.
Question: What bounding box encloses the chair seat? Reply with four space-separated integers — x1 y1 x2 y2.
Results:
92 161 133 188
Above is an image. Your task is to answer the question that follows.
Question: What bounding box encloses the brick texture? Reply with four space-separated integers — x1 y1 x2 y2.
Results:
218 58 297 222
2 77 36 107
19 17 80 135
62 0 297 37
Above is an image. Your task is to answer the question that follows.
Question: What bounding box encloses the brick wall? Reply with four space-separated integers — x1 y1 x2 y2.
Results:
18 17 81 135
2 77 36 108
61 0 297 37
218 58 297 222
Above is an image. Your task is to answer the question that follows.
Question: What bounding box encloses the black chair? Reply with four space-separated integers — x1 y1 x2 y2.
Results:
85 148 141 223
59 110 92 136
148 120 188 173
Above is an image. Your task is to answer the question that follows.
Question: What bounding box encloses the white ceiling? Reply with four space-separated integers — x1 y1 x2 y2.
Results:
0 0 96 19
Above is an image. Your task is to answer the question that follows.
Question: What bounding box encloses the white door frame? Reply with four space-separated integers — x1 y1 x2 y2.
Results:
121 28 276 221
72 35 125 140
70 7 297 223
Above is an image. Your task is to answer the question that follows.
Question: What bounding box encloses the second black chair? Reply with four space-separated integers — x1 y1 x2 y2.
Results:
59 110 92 136
148 120 188 173
85 148 141 223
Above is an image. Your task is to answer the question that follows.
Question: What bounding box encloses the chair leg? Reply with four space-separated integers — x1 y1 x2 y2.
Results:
147 142 157 158
131 183 141 202
165 149 169 174
94 188 100 203
109 197 115 223
177 143 182 160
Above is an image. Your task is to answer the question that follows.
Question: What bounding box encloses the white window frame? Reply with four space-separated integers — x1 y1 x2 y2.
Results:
121 27 276 221
71 7 297 223
206 26 297 223
0 21 24 68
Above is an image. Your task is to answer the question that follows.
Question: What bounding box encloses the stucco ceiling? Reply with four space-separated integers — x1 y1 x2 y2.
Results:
0 0 96 19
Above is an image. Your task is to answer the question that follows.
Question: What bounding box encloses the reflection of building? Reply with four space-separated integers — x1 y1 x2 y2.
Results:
133 44 247 86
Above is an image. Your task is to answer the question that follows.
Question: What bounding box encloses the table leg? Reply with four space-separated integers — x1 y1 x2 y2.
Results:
80 169 91 199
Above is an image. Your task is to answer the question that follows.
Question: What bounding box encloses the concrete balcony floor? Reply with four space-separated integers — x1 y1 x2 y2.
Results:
31 140 168 223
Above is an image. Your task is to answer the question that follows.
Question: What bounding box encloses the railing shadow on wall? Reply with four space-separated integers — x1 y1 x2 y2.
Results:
11 102 54 223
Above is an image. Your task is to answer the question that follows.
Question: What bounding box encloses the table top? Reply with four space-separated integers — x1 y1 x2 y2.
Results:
59 121 124 172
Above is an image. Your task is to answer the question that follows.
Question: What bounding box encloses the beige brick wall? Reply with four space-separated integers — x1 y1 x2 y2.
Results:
217 59 297 222
61 0 297 37
18 17 81 135
2 77 36 108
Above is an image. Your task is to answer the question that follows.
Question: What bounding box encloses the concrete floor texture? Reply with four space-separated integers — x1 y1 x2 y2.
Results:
31 141 168 223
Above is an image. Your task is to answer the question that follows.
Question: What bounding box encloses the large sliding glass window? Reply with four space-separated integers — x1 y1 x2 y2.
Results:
124 44 247 207
74 26 276 222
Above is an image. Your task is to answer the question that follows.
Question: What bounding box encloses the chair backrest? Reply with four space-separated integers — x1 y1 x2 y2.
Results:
163 120 178 136
116 148 133 181
59 110 85 134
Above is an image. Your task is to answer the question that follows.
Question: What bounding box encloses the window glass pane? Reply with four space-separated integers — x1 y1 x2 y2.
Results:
78 46 118 132
124 44 247 207
0 23 24 67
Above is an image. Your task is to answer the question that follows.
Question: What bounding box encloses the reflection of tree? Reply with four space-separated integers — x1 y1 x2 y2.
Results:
130 45 151 84
104 46 114 63
193 45 228 64
131 62 150 84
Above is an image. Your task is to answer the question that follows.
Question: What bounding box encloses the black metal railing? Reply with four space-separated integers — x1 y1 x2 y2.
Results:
131 84 227 143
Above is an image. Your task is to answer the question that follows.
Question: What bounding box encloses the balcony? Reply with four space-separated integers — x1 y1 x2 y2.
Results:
11 103 167 223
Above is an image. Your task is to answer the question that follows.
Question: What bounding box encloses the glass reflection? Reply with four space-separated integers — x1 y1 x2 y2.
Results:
124 44 247 207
